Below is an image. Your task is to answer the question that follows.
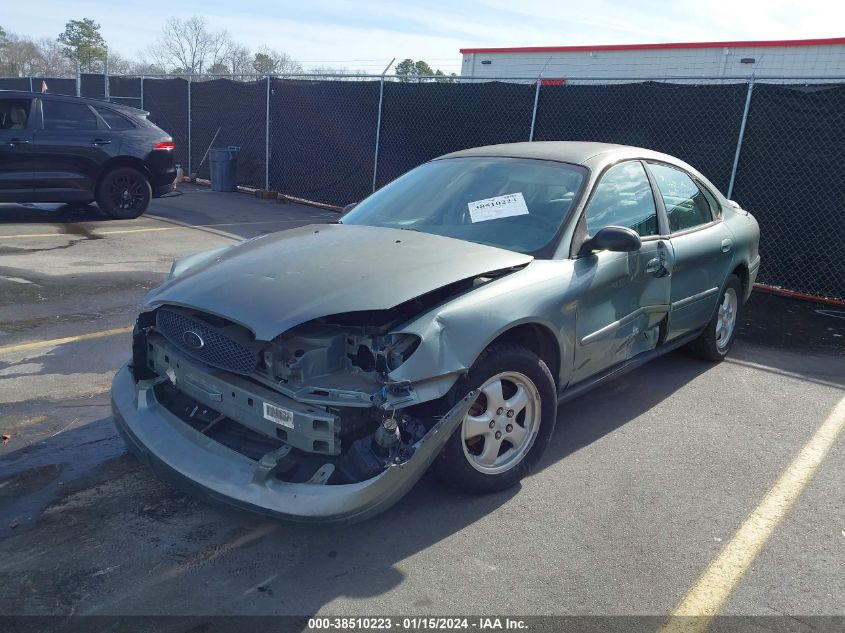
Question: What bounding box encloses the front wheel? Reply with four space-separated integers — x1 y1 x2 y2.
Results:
96 167 151 219
434 343 557 494
685 274 742 361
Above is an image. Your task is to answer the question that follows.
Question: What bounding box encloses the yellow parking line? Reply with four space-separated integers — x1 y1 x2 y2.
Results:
0 220 290 240
660 394 845 633
0 325 133 355
0 227 179 239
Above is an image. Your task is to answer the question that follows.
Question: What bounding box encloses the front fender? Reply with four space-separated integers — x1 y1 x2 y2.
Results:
387 260 577 400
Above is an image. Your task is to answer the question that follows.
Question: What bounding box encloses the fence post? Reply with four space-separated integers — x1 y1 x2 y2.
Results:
29 77 33 92
529 78 541 141
728 77 754 199
187 74 193 177
104 52 109 101
372 58 395 193
76 59 81 97
140 76 144 111
265 75 270 191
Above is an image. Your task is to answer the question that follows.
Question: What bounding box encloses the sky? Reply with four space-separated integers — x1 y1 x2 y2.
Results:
3 0 844 74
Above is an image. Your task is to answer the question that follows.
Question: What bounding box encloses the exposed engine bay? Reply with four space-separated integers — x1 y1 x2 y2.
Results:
131 269 522 489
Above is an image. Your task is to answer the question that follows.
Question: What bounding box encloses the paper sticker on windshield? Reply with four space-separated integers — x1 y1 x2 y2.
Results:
468 192 529 223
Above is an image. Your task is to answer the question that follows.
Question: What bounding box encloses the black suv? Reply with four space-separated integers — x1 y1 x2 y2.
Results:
0 91 176 219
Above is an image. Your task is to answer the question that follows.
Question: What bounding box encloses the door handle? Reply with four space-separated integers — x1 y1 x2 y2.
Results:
646 257 669 277
721 238 733 253
8 138 30 145
91 138 112 146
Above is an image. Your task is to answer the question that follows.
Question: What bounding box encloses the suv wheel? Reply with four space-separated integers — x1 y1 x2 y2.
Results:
434 343 557 494
96 167 151 219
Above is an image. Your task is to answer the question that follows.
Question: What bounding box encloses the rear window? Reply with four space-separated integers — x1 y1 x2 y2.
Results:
43 100 98 131
95 106 135 130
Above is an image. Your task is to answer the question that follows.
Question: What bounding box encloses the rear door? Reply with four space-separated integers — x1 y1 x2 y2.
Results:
570 161 674 384
31 98 121 201
0 97 36 201
646 162 735 341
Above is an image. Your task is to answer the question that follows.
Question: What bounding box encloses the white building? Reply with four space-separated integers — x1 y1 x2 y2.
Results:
460 37 845 82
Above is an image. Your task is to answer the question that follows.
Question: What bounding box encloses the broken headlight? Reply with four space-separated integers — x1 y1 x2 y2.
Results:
379 333 421 372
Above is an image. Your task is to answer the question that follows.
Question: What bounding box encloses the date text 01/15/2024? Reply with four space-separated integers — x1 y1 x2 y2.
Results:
306 617 529 630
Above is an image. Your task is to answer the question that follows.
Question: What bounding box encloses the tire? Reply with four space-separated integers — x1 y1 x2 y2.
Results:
96 167 151 219
685 274 742 362
434 343 557 494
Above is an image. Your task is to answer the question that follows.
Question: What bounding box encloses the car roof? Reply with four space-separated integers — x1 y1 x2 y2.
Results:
438 141 631 164
0 89 147 115
436 140 718 192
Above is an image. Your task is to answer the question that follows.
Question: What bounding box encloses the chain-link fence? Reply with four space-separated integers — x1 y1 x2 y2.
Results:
1 72 843 301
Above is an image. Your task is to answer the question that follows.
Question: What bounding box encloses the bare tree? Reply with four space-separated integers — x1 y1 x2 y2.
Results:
226 44 254 79
103 51 137 75
308 65 368 79
149 15 231 74
35 38 74 76
0 34 41 76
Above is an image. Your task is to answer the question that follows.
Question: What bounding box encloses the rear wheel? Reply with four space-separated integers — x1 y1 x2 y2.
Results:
685 274 742 361
96 167 151 219
434 343 557 493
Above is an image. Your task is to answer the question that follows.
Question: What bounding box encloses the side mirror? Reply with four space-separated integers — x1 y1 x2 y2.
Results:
341 202 358 215
579 226 641 255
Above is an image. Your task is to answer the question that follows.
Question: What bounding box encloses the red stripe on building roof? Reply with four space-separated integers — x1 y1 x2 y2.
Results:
460 37 845 55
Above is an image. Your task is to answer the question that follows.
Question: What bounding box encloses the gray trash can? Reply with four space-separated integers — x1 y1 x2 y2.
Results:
208 146 240 192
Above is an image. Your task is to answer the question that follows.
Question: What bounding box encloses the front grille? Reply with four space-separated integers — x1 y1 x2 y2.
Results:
155 307 258 375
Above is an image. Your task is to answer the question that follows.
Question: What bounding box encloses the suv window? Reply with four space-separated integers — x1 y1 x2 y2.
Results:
43 100 98 131
94 106 134 130
0 99 31 130
585 161 658 237
648 163 714 232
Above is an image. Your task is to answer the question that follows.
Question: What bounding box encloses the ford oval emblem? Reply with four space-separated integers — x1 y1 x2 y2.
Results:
182 330 205 350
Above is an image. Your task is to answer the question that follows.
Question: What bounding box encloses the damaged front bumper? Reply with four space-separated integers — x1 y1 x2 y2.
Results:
111 364 475 523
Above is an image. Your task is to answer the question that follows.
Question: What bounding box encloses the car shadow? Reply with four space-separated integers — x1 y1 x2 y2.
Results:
1 290 841 616
0 202 112 225
0 349 713 616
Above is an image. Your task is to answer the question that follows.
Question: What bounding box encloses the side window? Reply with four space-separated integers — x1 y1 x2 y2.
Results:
648 163 714 232
584 161 658 237
42 100 99 131
94 106 134 130
0 99 31 130
698 183 722 218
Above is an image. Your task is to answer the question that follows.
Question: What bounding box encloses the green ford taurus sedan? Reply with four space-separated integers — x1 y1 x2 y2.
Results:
111 142 761 522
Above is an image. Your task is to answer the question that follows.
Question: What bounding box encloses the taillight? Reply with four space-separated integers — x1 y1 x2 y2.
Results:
154 141 174 150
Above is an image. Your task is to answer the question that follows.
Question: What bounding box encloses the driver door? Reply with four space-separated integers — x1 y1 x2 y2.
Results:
570 161 674 384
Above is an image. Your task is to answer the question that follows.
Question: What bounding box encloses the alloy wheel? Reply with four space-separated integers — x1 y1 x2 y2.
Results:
462 371 541 475
715 287 738 350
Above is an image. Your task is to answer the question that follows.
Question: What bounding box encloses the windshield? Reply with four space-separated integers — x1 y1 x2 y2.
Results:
342 157 587 256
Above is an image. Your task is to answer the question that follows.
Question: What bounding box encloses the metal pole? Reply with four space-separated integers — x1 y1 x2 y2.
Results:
372 58 395 193
529 78 541 141
528 60 551 142
727 77 754 199
104 52 109 101
265 76 270 191
140 76 144 111
187 74 193 177
29 77 33 92
76 59 81 96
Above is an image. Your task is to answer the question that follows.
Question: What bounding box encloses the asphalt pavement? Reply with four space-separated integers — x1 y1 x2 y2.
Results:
0 186 843 624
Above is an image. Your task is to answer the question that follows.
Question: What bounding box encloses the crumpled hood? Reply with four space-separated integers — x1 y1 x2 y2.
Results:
144 224 532 340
